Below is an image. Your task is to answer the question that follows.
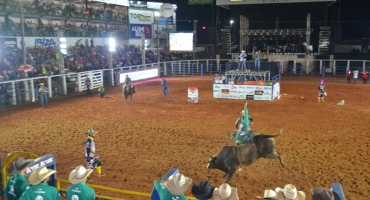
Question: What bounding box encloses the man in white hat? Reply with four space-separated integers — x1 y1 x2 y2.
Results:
213 183 239 200
67 165 95 200
153 173 192 200
38 82 49 107
4 157 34 200
256 189 277 199
19 166 60 200
275 184 306 200
237 50 247 71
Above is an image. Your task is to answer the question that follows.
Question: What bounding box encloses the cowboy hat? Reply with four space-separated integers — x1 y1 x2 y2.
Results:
40 83 44 86
8 157 34 175
191 181 215 200
166 174 192 196
213 183 238 200
311 187 341 200
87 129 98 134
276 184 306 200
69 165 93 185
28 166 57 186
257 189 277 199
241 50 246 52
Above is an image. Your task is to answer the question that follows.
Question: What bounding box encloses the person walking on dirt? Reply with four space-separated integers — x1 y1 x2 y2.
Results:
161 78 169 97
85 129 105 181
318 79 326 102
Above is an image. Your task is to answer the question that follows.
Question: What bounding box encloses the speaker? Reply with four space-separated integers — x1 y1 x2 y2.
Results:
334 25 342 42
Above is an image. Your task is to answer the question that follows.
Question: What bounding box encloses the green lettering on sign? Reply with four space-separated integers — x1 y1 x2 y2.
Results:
188 0 213 5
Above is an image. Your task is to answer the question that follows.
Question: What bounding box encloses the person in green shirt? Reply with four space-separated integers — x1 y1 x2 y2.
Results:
67 165 95 200
4 157 34 200
153 173 192 200
19 166 60 200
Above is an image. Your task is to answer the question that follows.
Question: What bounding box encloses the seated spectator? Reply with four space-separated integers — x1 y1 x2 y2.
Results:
311 187 340 200
213 183 239 200
256 189 276 199
275 184 306 200
191 181 215 200
67 165 95 200
153 173 192 200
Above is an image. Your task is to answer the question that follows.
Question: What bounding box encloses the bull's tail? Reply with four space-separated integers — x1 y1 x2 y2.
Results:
257 129 282 138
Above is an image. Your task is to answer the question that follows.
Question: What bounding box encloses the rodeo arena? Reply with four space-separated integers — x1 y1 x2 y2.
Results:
1 0 370 199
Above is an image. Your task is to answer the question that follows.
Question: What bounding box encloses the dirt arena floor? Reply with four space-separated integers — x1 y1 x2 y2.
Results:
1 77 370 199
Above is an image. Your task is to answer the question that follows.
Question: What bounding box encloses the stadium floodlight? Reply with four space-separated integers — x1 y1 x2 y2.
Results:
60 49 67 55
108 38 116 52
60 44 67 49
154 11 160 17
59 38 66 43
230 20 234 25
60 37 67 55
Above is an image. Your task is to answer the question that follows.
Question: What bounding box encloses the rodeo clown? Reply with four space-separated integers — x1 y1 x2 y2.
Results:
317 79 327 102
233 102 254 144
85 128 105 180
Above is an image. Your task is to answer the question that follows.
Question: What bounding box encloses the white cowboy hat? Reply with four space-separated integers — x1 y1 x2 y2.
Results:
69 165 93 185
166 174 192 196
8 157 34 175
213 183 238 200
29 166 57 186
241 50 246 52
276 184 306 200
257 189 277 199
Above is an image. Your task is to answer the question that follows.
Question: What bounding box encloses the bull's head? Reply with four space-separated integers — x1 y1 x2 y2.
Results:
206 156 217 169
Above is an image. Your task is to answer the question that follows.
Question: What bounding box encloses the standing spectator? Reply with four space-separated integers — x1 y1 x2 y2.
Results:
353 70 359 84
38 83 49 107
34 81 40 100
98 85 105 98
6 84 12 106
84 77 92 96
161 78 169 97
53 81 59 97
254 50 261 71
0 85 3 108
346 69 352 83
4 157 34 200
85 39 89 47
67 165 95 200
20 166 60 200
90 38 94 47
237 50 247 71
361 70 369 84
85 128 105 179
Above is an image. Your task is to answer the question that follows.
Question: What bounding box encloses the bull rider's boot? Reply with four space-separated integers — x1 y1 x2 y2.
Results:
97 166 105 177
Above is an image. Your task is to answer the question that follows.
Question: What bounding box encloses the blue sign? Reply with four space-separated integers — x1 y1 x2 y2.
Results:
25 154 57 187
130 24 152 39
154 16 174 25
34 38 57 47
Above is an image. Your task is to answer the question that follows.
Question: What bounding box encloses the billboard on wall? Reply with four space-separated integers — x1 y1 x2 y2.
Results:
119 68 158 83
129 9 153 24
93 0 129 6
169 33 193 51
154 16 174 25
152 25 174 39
189 0 213 5
130 24 152 39
213 84 273 101
0 37 17 47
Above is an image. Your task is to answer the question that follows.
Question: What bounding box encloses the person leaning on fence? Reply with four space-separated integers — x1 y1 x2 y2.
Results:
353 70 359 84
98 85 105 98
361 70 369 84
85 77 92 96
346 70 352 83
67 165 95 200
19 166 61 200
4 157 34 200
38 83 49 108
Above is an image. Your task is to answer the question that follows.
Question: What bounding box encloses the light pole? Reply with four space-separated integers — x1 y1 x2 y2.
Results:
154 11 161 64
108 38 115 86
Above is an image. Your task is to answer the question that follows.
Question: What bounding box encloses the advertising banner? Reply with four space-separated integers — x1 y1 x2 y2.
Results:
273 82 280 99
130 24 152 39
119 68 158 83
0 37 17 47
213 84 273 101
189 0 213 5
154 16 174 25
152 25 174 39
93 0 129 6
129 9 153 24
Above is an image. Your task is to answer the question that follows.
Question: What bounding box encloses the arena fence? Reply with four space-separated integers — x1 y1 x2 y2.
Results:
0 152 196 200
0 59 369 107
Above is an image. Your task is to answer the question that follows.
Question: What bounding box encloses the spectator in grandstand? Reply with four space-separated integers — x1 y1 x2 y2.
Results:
84 77 92 96
34 81 40 100
346 70 351 84
275 184 305 200
361 70 369 84
38 83 49 107
98 85 105 98
213 183 239 200
353 70 359 84
161 78 169 97
4 157 34 200
191 181 215 200
85 128 105 179
20 166 60 200
67 165 95 200
153 173 192 200
254 50 261 71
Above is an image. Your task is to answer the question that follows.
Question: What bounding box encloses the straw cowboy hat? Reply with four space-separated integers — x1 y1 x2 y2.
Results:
241 50 246 52
8 157 34 175
166 174 192 196
213 183 238 200
311 187 341 200
276 184 306 200
29 166 57 186
40 83 44 86
69 165 93 185
257 189 277 199
191 181 215 200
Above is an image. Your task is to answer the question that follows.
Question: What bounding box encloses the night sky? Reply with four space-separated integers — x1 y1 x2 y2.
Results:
153 0 370 41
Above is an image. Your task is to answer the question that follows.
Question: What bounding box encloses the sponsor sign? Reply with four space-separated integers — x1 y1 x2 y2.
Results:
189 0 213 5
160 3 174 18
119 68 158 83
154 16 174 25
130 1 147 8
188 87 198 103
273 82 280 99
130 24 152 38
221 89 229 94
0 38 17 47
152 25 174 39
147 2 177 10
254 90 263 95
254 95 264 100
93 0 129 6
129 9 153 24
